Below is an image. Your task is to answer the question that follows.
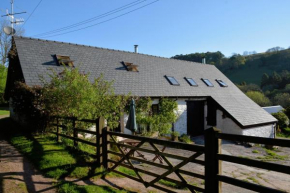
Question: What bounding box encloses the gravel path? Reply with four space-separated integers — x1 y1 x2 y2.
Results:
0 140 56 193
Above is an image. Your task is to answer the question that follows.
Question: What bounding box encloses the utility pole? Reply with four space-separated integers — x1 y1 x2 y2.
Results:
1 0 26 35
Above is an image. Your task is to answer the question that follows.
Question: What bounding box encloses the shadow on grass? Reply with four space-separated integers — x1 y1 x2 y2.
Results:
0 117 135 193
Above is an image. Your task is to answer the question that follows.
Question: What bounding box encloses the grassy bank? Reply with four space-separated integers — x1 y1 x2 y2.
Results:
0 117 134 193
0 109 9 116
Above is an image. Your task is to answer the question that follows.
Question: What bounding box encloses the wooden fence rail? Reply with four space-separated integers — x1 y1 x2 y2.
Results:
48 117 290 193
208 127 289 193
49 116 102 166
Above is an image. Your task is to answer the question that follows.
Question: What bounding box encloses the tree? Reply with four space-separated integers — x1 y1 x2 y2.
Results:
229 54 246 69
243 51 249 56
41 67 129 128
266 46 285 53
272 112 289 129
0 19 24 66
273 93 290 108
270 71 282 86
261 73 270 88
246 91 271 107
0 19 24 104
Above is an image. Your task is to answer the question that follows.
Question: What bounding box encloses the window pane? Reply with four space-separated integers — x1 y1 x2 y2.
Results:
216 80 227 87
166 76 179 85
186 78 197 86
202 79 214 87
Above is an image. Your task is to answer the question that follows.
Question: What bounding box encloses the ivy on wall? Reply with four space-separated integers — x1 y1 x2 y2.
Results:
131 97 178 136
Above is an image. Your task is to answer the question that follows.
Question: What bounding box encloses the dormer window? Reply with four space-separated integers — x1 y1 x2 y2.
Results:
165 75 180 86
216 79 228 87
184 77 198 86
56 55 74 67
201 78 214 87
123 62 139 72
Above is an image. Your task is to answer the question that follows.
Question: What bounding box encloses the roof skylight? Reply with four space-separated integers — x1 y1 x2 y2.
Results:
165 75 180 85
185 77 198 86
201 78 214 87
216 79 228 87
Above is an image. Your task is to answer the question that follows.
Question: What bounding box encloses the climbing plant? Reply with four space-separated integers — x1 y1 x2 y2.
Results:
132 97 178 136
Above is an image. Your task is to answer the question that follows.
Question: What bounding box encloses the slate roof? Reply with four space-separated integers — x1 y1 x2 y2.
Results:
12 36 277 128
262 106 284 114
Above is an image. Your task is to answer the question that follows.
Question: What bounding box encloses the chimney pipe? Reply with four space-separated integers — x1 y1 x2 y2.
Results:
202 58 206 64
134 45 138 53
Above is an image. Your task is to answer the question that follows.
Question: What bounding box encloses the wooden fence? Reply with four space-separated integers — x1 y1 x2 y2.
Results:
49 117 290 193
104 128 205 193
207 127 290 193
49 116 103 167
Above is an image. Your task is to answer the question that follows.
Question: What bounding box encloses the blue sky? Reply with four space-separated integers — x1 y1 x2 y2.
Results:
1 0 290 57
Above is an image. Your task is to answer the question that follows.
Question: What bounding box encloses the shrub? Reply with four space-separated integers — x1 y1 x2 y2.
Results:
272 112 289 129
10 82 47 131
179 134 192 144
246 91 271 107
133 97 178 136
171 131 180 137
41 67 129 128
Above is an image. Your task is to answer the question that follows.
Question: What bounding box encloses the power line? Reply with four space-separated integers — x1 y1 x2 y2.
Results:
23 0 43 27
32 0 147 37
39 0 160 38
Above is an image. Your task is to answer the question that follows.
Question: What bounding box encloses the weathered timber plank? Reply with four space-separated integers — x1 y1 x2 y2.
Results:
217 175 286 193
107 150 205 179
217 133 290 148
108 141 204 165
107 131 204 152
217 154 290 175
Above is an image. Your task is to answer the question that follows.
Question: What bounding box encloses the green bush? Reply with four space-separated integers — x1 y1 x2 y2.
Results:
246 91 271 107
171 131 180 137
272 112 289 129
41 67 129 128
179 134 192 144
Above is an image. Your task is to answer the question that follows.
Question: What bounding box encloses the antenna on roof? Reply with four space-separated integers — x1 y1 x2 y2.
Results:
1 0 26 36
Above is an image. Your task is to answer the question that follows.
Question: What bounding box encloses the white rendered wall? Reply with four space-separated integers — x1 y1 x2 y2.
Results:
215 109 275 138
242 124 275 138
122 99 274 138
174 100 187 135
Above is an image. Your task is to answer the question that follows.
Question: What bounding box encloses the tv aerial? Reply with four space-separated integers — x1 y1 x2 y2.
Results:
1 0 26 36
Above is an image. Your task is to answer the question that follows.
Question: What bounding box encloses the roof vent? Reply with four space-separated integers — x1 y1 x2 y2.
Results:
202 58 206 64
123 62 139 72
134 45 138 53
55 55 74 67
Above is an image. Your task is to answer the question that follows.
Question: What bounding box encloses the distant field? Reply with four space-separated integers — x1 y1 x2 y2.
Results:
224 64 274 85
0 110 9 116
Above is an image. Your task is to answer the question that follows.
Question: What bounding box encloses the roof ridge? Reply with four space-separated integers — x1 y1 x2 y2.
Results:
14 36 210 66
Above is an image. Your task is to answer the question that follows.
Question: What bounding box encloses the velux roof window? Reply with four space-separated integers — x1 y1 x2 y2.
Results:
201 78 214 87
216 79 228 87
56 55 74 67
184 77 198 86
165 75 180 85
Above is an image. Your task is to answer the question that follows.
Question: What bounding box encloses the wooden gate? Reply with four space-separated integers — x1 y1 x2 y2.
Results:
103 129 205 193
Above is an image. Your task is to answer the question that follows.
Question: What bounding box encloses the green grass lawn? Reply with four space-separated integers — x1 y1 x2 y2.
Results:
224 64 273 85
57 182 129 193
0 117 133 193
0 109 9 115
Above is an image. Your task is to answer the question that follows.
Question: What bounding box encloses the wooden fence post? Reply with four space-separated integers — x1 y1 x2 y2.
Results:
205 127 222 193
102 127 109 169
56 117 60 143
96 118 101 167
73 117 78 148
